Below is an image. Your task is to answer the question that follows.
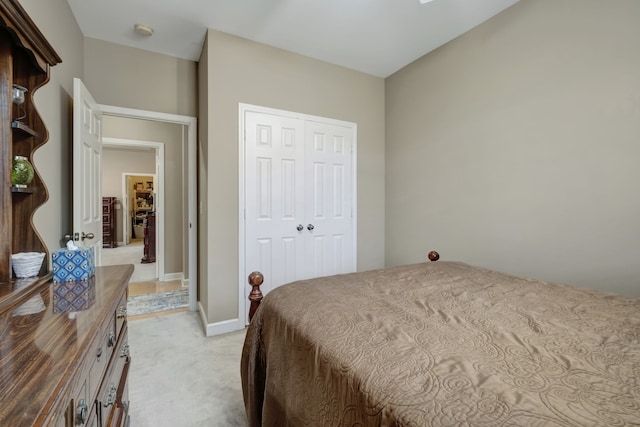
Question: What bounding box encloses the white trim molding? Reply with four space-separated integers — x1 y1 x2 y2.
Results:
164 272 184 281
198 301 241 337
99 104 198 313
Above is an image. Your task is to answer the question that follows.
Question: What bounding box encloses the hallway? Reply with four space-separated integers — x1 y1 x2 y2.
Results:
101 240 156 283
102 240 187 317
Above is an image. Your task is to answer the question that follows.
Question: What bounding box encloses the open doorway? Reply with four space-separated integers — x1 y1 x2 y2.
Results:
100 121 185 315
101 137 164 286
101 139 160 275
96 105 197 315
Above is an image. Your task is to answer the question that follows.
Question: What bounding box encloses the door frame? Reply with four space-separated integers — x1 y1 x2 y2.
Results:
238 103 358 327
100 104 197 312
103 137 164 280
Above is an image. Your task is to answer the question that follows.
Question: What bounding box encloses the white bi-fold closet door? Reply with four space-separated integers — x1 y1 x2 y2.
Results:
241 105 357 319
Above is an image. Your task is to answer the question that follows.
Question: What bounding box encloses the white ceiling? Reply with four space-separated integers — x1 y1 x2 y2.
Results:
66 0 519 78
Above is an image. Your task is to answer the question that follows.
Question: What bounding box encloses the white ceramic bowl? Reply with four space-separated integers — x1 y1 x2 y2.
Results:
11 252 45 278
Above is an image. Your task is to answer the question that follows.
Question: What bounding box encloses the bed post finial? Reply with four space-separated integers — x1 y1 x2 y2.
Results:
428 251 440 261
248 271 264 322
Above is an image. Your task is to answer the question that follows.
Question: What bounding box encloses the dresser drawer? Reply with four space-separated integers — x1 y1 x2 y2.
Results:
86 406 99 427
75 381 90 425
88 314 117 403
99 325 130 427
115 291 128 339
61 331 96 427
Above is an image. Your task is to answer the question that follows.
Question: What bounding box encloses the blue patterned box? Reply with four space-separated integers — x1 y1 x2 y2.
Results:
52 247 95 282
53 277 96 313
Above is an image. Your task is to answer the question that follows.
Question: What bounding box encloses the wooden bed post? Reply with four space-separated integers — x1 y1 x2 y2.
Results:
248 271 264 322
428 251 440 261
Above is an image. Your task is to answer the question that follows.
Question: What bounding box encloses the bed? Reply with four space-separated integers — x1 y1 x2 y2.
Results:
241 253 640 426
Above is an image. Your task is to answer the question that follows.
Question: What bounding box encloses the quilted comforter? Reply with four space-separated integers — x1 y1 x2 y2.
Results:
241 261 640 426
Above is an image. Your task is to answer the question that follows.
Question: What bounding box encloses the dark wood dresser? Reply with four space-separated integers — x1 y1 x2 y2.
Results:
1 5 134 425
102 197 117 248
141 212 156 264
0 265 134 427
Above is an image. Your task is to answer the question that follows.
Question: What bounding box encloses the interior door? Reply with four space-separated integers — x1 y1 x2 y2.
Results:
243 107 356 319
304 120 354 279
244 111 306 297
72 78 103 259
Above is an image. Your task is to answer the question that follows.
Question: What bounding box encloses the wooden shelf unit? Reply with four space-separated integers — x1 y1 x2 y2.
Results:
1 0 61 283
0 4 134 427
134 190 153 214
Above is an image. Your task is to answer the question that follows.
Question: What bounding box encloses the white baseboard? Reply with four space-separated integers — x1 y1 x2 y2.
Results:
181 278 189 288
197 301 243 337
164 272 184 281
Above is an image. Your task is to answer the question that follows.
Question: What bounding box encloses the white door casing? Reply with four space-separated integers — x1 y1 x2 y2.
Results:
239 104 357 325
73 78 102 259
99 104 198 312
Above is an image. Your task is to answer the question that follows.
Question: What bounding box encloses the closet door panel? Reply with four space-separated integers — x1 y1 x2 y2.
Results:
244 112 305 297
304 121 355 279
243 107 356 322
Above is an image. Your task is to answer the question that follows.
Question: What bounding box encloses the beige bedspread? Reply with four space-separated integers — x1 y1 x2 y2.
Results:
241 262 640 426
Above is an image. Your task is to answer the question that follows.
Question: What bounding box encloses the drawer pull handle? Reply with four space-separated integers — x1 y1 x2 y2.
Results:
103 384 117 408
120 343 130 358
76 399 88 424
117 306 127 319
96 347 103 360
107 331 116 347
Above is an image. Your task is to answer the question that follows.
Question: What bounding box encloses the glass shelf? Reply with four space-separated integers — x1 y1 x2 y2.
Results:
11 186 35 194
11 120 40 138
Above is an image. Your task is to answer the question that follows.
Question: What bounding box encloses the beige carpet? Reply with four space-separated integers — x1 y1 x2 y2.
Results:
128 311 248 426
102 242 157 283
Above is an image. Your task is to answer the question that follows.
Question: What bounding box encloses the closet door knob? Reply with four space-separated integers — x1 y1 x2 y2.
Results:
307 224 314 231
296 224 304 231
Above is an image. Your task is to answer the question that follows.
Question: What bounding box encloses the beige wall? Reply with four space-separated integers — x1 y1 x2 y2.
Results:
103 116 186 276
83 38 197 117
22 0 84 254
83 39 197 280
386 0 640 296
102 147 155 242
19 3 198 275
197 35 209 306
201 29 386 324
102 148 155 196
